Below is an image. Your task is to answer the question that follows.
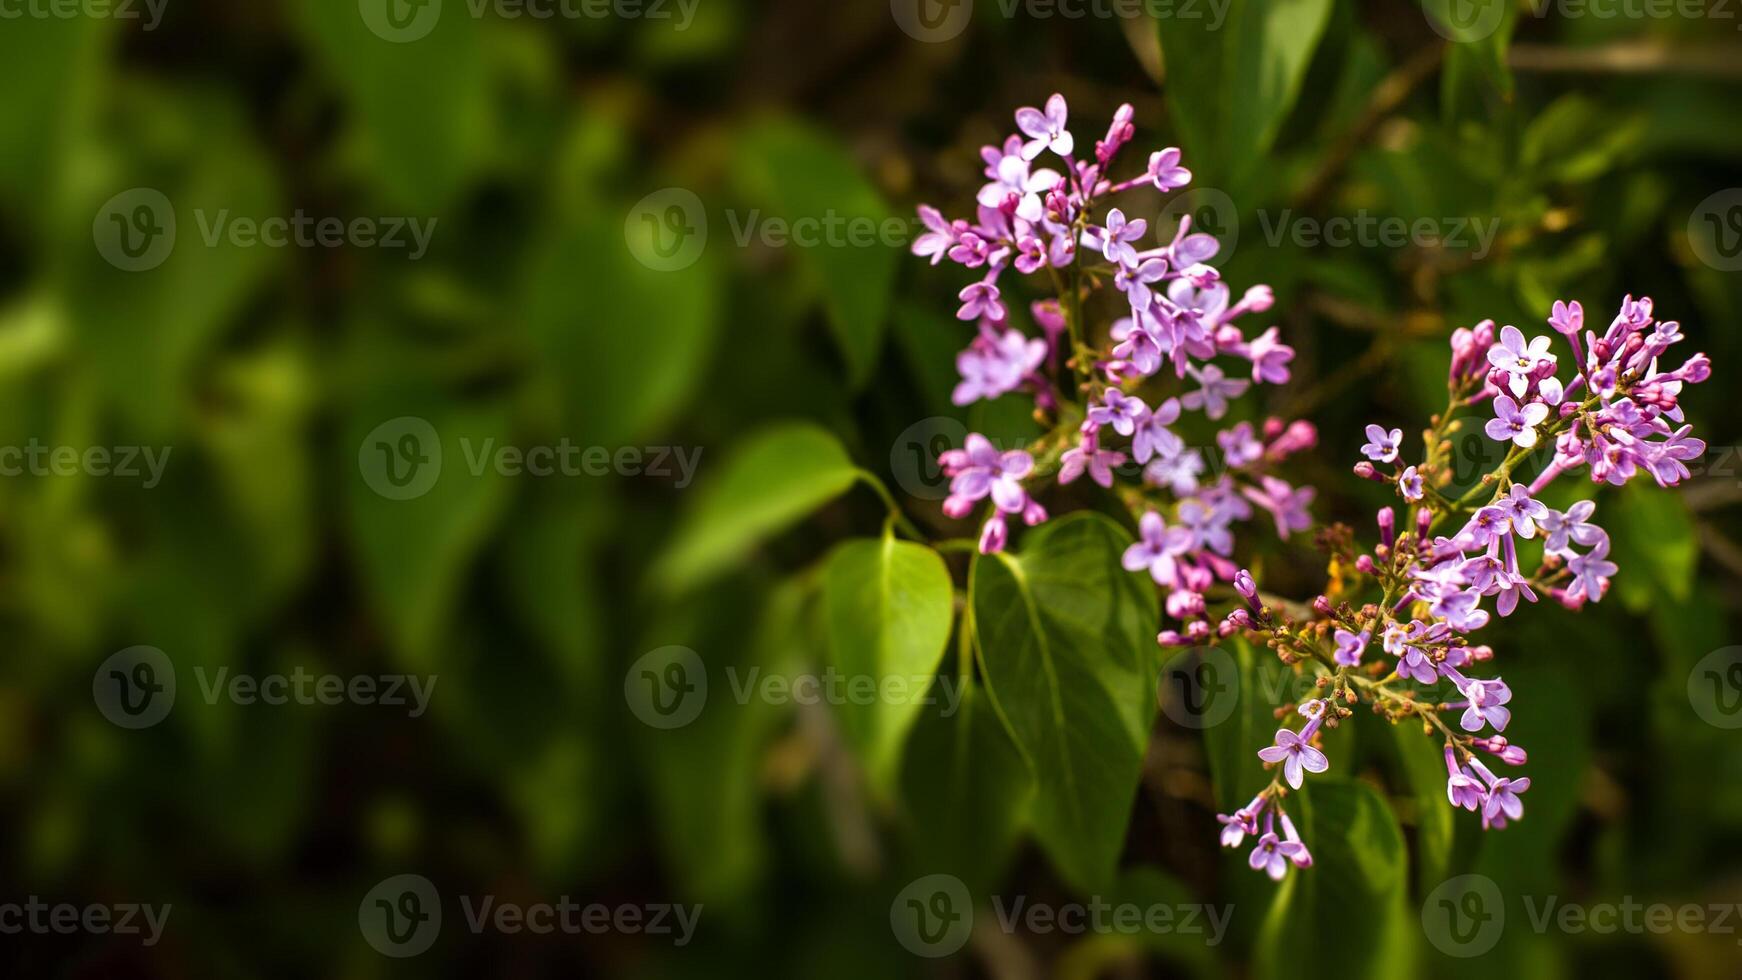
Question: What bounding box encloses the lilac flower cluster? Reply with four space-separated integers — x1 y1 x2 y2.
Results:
1217 296 1709 880
915 94 1315 632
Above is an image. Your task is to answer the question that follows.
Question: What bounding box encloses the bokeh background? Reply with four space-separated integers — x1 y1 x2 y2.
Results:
1 0 1741 976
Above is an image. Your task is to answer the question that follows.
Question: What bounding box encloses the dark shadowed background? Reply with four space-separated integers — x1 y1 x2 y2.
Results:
1 0 1740 976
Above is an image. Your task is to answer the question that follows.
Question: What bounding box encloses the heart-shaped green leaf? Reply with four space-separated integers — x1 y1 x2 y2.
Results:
971 512 1160 892
823 536 954 795
653 421 860 593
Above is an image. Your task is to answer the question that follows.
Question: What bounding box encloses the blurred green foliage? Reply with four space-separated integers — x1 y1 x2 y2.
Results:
1 0 1740 976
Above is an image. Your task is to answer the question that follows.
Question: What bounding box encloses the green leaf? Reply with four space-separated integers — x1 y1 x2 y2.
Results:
0 17 102 232
971 513 1160 892
898 676 1033 895
295 0 488 211
1054 867 1221 980
732 118 896 388
1608 481 1697 610
1157 0 1333 189
67 86 280 440
521 211 719 449
639 573 808 902
1198 639 1307 814
344 391 514 665
653 422 860 593
1389 721 1456 890
1433 0 1517 125
822 536 954 794
1253 780 1412 980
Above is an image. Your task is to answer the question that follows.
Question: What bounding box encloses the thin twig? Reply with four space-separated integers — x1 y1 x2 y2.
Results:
1510 40 1742 79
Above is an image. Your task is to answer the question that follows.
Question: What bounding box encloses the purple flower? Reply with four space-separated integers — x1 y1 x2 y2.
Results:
978 512 1008 554
1248 832 1304 882
1110 313 1166 376
952 330 1047 406
1457 677 1512 733
1217 422 1262 469
1333 628 1369 667
1114 258 1169 310
1486 324 1557 397
1099 208 1149 267
1277 811 1313 869
1548 299 1583 337
1241 475 1314 538
1058 432 1125 488
1483 775 1531 824
1088 388 1146 437
1143 446 1204 496
911 205 957 265
1566 538 1617 603
1217 798 1260 848
1176 498 1233 555
1398 465 1424 502
957 281 1006 323
1494 484 1548 539
1180 363 1250 420
1241 327 1295 385
1257 728 1329 790
1131 397 1183 464
1431 588 1491 633
1445 748 1486 811
1122 512 1193 586
1484 394 1551 448
1015 93 1073 161
977 153 1058 223
1539 499 1606 557
1148 147 1192 192
946 434 1034 514
1361 424 1403 464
